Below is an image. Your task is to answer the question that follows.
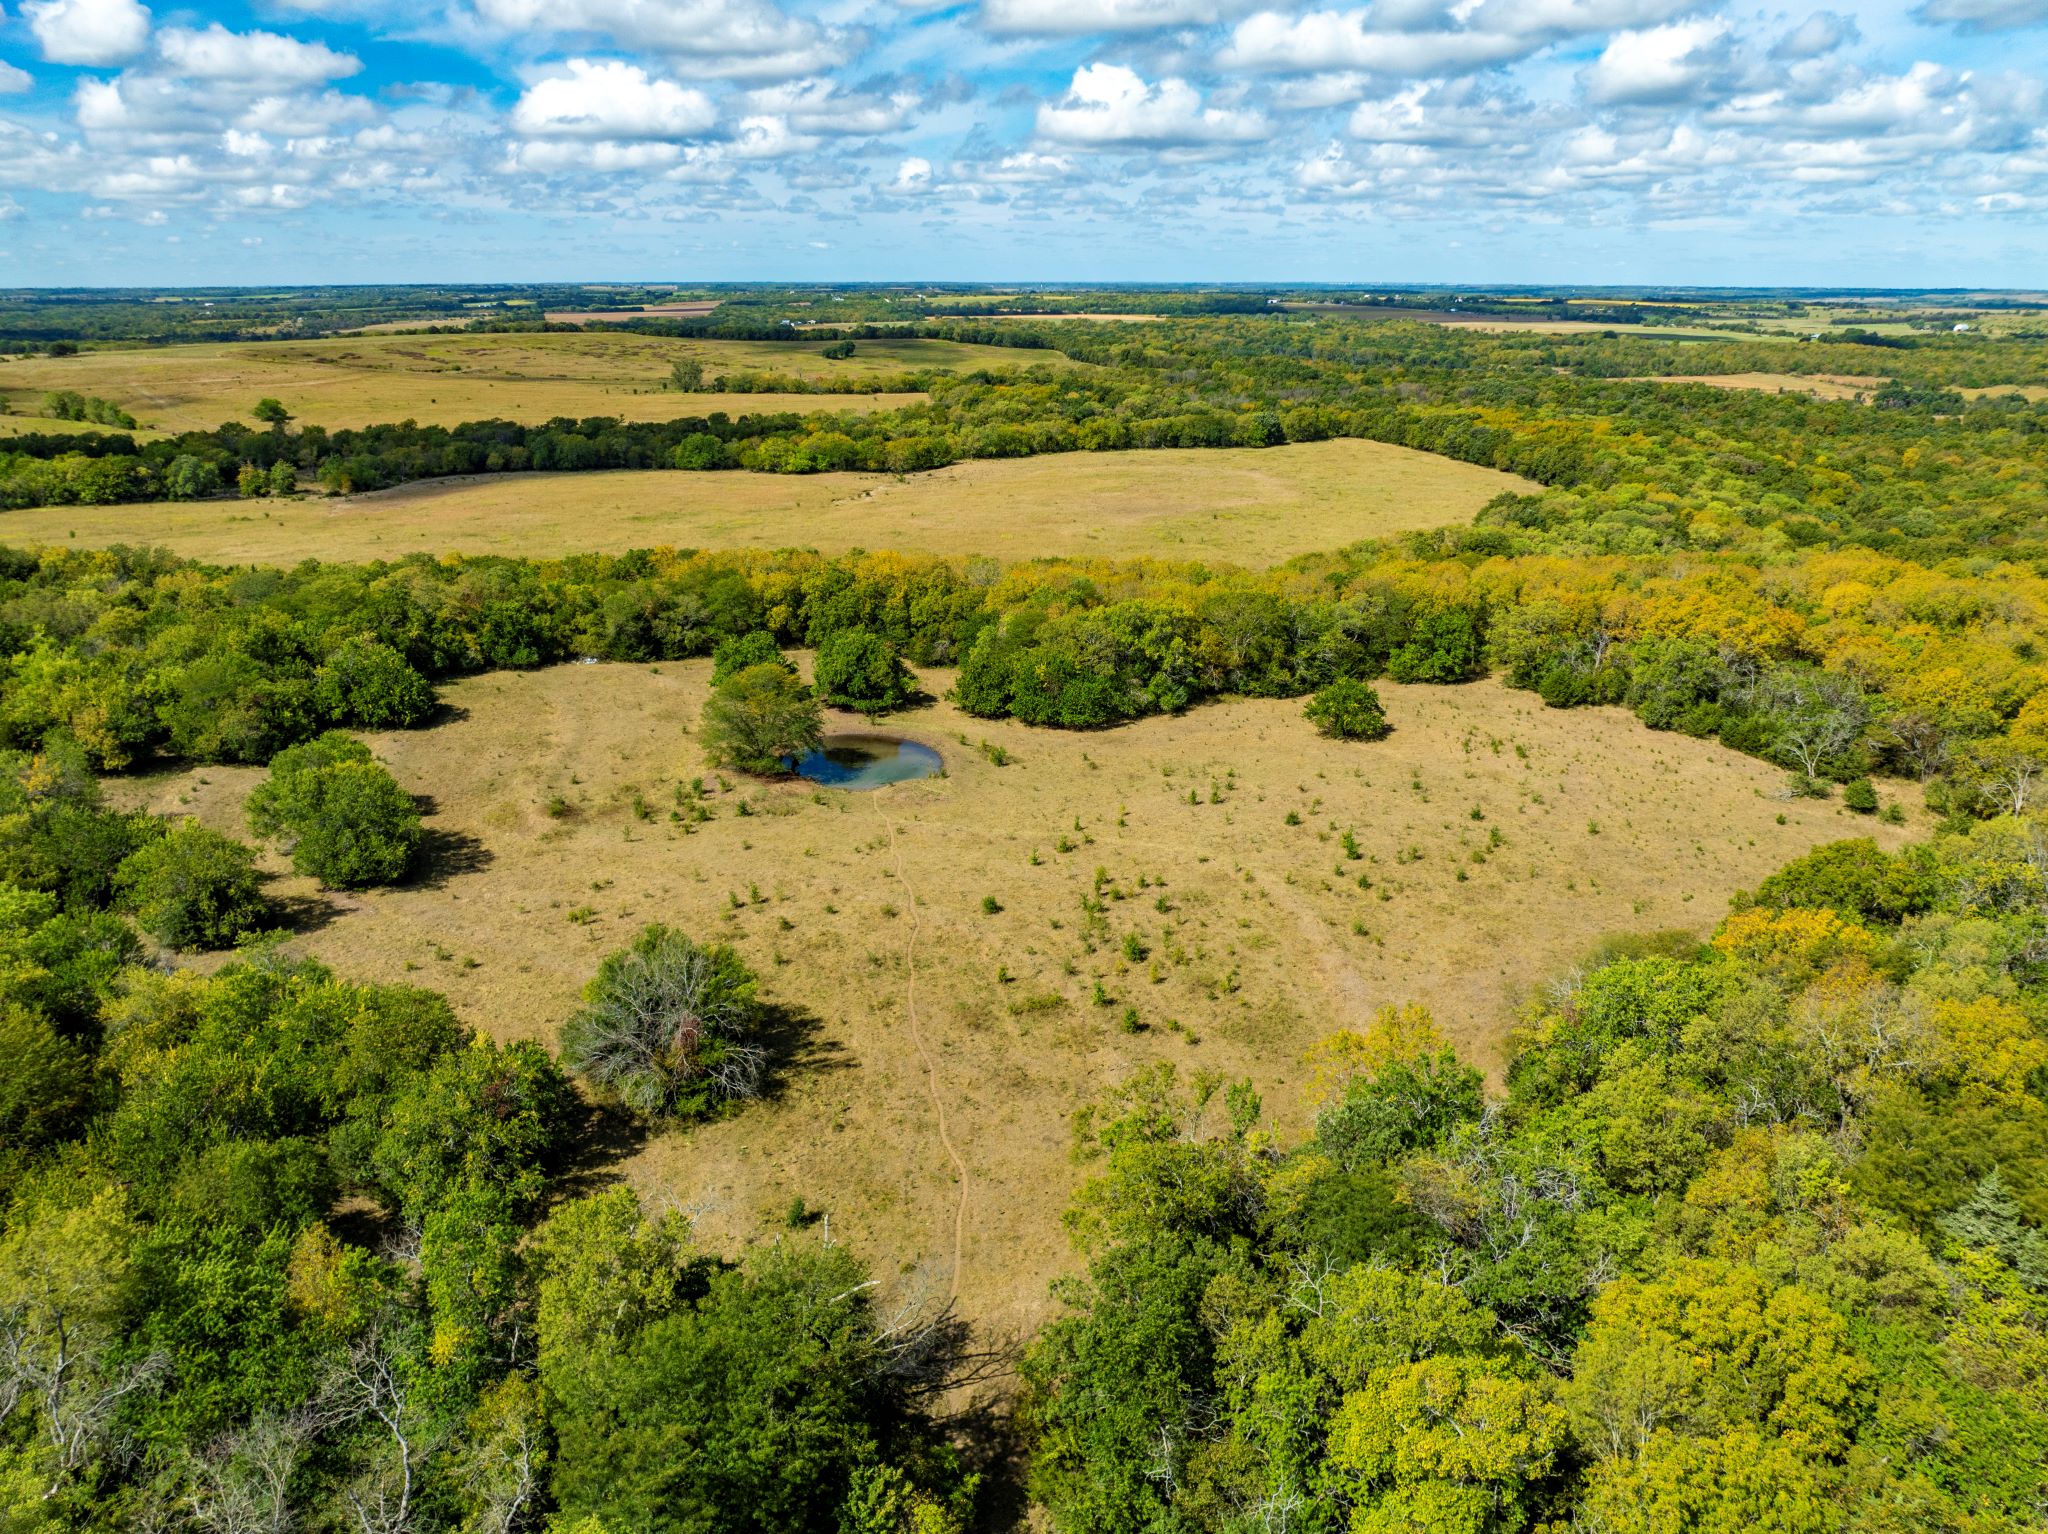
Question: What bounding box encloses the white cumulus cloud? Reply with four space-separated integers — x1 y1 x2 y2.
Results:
1579 18 1734 105
157 25 361 85
510 59 716 140
1037 63 1270 144
470 0 851 79
23 0 150 66
983 0 1251 36
1221 12 1530 75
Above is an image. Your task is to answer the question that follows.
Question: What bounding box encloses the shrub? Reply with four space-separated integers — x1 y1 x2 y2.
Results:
246 731 422 888
711 631 792 687
813 629 913 712
115 822 268 950
312 637 436 728
559 925 764 1118
1844 777 1879 814
1305 679 1391 741
701 663 822 775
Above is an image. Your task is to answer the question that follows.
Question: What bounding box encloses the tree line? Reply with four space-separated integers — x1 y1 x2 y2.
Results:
8 537 2048 815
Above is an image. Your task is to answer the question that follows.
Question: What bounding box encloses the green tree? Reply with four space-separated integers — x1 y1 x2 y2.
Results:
114 820 268 950
0 1193 167 1501
814 629 914 713
162 454 223 500
252 398 293 430
1327 1354 1566 1534
312 636 436 729
266 458 298 496
559 925 764 1118
1305 678 1390 740
370 1038 576 1218
537 1189 944 1534
246 732 422 888
700 662 822 775
0 1001 94 1158
710 631 791 687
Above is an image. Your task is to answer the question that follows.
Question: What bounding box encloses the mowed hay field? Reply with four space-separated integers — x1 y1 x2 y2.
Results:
110 661 1923 1336
0 330 1066 432
0 438 1542 566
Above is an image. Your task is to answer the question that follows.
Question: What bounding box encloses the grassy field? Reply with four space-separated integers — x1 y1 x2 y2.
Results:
0 413 169 440
0 330 1065 432
110 660 1923 1336
1618 372 1884 400
0 438 1539 565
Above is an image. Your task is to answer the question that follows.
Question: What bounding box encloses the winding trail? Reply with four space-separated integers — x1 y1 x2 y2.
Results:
878 798 971 1298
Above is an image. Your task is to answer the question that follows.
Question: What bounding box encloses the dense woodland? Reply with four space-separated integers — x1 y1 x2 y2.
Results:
6 297 2048 1531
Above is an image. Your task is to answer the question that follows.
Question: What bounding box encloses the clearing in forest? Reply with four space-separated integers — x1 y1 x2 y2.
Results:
0 438 1540 566
111 661 1923 1336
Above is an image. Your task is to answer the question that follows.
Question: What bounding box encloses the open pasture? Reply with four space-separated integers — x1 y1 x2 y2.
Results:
112 660 1922 1333
0 437 1540 566
1617 371 1885 400
0 330 1062 432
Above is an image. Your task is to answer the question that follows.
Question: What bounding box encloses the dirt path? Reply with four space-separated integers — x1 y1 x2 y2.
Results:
878 799 972 1297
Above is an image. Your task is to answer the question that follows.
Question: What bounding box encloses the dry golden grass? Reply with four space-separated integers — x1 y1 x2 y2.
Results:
1617 372 1883 401
0 438 1538 567
0 331 1056 432
110 661 1923 1335
0 413 168 440
1960 384 2048 401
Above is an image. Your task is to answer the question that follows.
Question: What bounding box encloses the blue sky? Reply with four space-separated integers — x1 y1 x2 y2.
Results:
1 0 2045 285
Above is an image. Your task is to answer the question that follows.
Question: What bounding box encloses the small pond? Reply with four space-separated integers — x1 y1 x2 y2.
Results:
787 734 943 790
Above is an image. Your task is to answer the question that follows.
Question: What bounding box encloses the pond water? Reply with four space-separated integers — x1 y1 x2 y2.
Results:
787 734 943 790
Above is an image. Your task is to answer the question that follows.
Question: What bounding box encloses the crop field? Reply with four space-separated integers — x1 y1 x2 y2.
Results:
0 437 1540 565
0 330 1064 431
110 659 1923 1334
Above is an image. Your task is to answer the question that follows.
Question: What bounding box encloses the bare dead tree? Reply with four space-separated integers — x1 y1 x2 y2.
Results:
559 928 765 1116
1758 667 1870 783
185 1410 318 1534
318 1329 437 1534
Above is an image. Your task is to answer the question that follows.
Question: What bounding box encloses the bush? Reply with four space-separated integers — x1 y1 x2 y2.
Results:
701 663 822 775
312 637 436 728
246 731 422 888
1305 679 1391 740
559 925 764 1118
813 629 913 712
1844 777 1879 814
115 822 268 950
711 631 792 687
